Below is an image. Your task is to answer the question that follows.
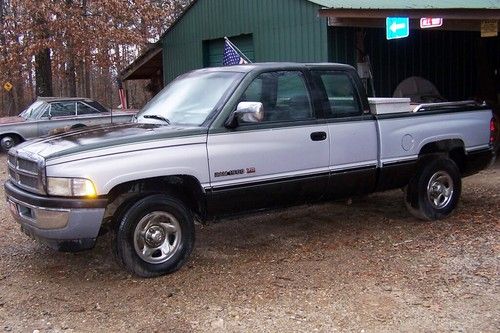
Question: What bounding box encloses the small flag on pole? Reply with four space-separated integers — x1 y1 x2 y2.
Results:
223 38 250 66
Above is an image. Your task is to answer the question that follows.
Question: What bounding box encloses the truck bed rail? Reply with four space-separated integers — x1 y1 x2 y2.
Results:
413 100 483 113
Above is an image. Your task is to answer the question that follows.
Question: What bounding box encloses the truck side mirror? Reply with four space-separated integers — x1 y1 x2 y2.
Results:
225 102 264 128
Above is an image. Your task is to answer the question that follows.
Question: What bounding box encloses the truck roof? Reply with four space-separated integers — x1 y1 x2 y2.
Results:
190 62 355 74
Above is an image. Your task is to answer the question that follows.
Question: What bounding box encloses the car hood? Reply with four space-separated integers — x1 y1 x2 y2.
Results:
13 122 207 160
0 116 25 125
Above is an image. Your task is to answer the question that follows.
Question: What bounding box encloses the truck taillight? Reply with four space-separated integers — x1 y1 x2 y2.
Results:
491 117 498 145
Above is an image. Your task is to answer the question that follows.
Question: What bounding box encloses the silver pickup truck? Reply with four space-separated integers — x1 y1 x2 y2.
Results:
0 97 135 151
5 63 497 277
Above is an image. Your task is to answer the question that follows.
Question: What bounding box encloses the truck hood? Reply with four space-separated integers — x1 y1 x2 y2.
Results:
13 122 207 160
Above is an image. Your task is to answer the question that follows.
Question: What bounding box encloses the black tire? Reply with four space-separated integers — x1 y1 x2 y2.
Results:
0 134 21 151
405 157 461 221
114 194 195 277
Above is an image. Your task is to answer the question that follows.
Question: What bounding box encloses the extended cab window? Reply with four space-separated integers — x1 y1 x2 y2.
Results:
240 71 313 123
316 72 362 118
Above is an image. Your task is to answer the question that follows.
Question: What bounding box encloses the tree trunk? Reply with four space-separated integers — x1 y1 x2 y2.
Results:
34 5 53 98
9 86 19 116
0 0 4 22
28 60 35 102
65 0 77 96
35 48 53 97
67 57 77 96
84 58 91 97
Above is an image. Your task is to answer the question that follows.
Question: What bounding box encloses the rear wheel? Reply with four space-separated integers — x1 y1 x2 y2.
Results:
114 194 195 277
405 157 461 220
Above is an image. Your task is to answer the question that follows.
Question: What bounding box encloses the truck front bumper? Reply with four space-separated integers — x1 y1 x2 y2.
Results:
4 180 108 252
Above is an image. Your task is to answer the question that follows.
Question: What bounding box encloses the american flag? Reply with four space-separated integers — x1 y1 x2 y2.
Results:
223 39 248 66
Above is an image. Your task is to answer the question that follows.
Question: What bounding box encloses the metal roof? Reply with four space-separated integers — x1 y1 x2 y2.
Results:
308 0 500 9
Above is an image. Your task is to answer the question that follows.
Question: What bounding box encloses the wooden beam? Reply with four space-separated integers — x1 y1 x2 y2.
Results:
327 17 485 32
319 8 500 20
121 47 162 81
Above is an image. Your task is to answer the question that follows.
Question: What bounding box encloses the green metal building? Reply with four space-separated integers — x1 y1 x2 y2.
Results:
122 0 499 104
161 0 330 84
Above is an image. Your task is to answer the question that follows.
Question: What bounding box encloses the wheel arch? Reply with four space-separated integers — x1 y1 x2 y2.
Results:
418 138 466 173
104 175 207 227
0 131 25 141
0 132 25 150
70 123 86 129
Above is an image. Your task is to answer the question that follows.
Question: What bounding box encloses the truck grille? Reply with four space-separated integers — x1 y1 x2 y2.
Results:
8 151 45 194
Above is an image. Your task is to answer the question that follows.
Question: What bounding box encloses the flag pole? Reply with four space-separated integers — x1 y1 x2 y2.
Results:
224 36 252 64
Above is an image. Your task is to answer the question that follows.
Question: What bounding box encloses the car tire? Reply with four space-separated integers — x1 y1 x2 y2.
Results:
114 194 195 278
1 135 21 151
405 157 462 221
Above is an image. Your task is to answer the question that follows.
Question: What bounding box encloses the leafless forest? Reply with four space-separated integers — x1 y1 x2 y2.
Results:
0 0 190 115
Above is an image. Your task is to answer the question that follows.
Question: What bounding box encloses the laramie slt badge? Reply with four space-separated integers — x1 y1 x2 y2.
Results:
214 167 256 178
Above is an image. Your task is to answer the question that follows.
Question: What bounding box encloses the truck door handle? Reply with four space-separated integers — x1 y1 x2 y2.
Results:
310 131 327 141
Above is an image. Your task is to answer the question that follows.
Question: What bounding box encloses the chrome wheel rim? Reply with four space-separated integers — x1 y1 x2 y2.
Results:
427 171 454 209
133 211 181 264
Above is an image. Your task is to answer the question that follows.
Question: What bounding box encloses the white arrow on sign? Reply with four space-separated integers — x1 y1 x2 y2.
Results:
390 22 406 33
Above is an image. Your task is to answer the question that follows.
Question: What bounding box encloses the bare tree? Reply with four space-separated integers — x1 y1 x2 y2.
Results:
0 0 191 113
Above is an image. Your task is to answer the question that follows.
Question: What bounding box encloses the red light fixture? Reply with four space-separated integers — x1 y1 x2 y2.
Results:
491 117 498 145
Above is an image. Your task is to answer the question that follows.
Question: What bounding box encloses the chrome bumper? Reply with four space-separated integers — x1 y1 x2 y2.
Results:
4 180 107 251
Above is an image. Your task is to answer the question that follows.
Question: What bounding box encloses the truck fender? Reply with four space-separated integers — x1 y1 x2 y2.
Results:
105 174 207 223
418 138 466 172
417 136 465 155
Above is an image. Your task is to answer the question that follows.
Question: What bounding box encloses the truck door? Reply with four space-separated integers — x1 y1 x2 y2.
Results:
206 70 330 216
311 70 378 198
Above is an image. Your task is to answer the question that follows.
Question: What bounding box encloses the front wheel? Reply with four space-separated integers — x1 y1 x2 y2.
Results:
405 157 462 220
114 194 195 277
1 135 20 151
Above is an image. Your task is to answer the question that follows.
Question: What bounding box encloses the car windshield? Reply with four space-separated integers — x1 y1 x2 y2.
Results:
136 71 243 126
19 100 47 120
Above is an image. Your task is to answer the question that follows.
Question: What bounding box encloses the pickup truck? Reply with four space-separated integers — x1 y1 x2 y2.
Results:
5 63 497 277
0 97 135 151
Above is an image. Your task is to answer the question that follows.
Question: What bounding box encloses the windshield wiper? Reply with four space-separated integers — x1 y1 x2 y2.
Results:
143 114 171 125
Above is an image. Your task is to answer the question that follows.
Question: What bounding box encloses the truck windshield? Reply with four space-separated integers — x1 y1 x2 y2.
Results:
136 71 243 126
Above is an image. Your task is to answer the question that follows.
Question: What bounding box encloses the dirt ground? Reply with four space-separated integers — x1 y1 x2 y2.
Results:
0 154 498 333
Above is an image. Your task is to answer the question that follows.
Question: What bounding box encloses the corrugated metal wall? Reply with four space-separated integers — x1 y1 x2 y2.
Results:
327 28 357 66
328 27 480 101
162 0 328 84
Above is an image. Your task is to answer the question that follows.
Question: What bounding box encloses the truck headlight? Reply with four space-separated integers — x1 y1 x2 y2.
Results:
47 177 97 197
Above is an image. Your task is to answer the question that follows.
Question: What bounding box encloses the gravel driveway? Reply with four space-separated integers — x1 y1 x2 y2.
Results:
0 154 498 332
